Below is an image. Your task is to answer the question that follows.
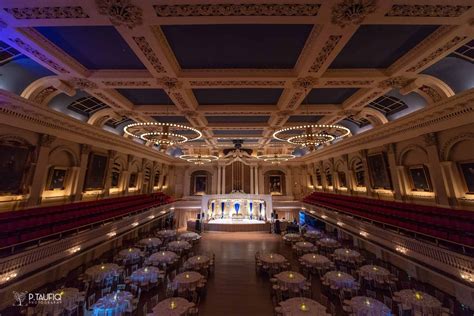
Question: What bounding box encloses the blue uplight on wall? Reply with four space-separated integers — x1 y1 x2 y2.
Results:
234 202 240 215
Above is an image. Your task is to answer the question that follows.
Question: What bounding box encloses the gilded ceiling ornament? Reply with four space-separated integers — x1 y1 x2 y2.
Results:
102 80 151 87
69 78 98 90
324 80 374 86
189 80 285 87
292 77 318 90
287 91 304 110
378 76 411 89
33 87 57 104
96 0 143 29
9 38 69 74
337 109 358 117
154 3 320 17
309 35 342 73
331 0 377 28
157 77 182 90
423 132 438 147
418 85 443 103
132 37 166 73
4 6 89 19
385 5 471 17
39 134 56 147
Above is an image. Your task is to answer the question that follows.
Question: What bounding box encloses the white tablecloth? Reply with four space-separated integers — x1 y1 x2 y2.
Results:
167 240 192 252
259 253 286 265
275 271 306 289
323 271 356 289
152 297 194 316
156 230 177 238
301 254 331 268
92 291 133 316
317 238 340 248
130 266 160 284
359 265 391 282
186 255 210 269
178 232 201 242
118 247 143 261
137 237 162 248
283 233 302 242
334 248 361 261
148 251 178 265
85 263 121 282
395 290 442 314
174 271 204 289
294 241 314 251
280 297 329 316
304 230 323 239
347 296 392 316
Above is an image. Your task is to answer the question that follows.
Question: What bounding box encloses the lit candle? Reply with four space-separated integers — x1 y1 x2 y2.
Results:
337 272 342 277
365 299 370 305
345 250 349 254
185 273 190 279
101 265 105 270
270 254 273 259
197 257 201 260
415 292 423 300
144 268 148 272
129 248 132 252
373 266 378 271
289 273 294 279
312 255 316 259
162 252 165 255
170 300 176 309
300 302 309 311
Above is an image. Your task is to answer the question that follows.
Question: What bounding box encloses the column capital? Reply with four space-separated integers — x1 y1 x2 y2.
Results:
80 144 91 156
39 134 56 148
423 132 438 147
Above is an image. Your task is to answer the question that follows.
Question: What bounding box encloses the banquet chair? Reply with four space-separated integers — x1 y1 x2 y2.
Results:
383 295 393 310
320 294 329 307
65 304 79 316
101 287 111 297
188 307 199 316
87 293 96 309
274 306 283 316
117 284 126 291
329 302 336 316
366 289 376 299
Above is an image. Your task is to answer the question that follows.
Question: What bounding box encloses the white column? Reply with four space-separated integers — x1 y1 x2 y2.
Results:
254 166 259 194
221 165 226 194
250 166 254 194
217 165 221 194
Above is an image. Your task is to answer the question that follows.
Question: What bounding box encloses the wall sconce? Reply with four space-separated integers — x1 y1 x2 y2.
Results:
460 272 474 283
359 231 369 237
148 215 155 219
336 221 344 227
0 271 17 284
321 215 327 219
107 231 116 238
131 222 139 227
395 246 408 254
68 246 81 254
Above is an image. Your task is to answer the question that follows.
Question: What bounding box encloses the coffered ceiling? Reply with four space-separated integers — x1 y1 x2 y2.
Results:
0 0 473 155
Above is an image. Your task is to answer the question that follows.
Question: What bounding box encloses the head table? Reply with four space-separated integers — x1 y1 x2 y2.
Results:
85 263 121 282
153 297 194 316
275 271 306 290
323 271 356 289
174 271 204 290
300 253 332 268
147 251 178 265
167 240 192 252
394 290 442 315
178 232 201 242
130 266 160 284
279 297 330 316
137 237 162 248
347 296 392 316
91 291 133 316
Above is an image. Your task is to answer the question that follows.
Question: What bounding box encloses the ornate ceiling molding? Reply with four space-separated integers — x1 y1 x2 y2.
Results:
154 3 321 17
68 78 98 90
132 36 166 73
331 0 377 28
156 77 182 90
292 76 318 90
32 87 57 104
418 85 443 103
385 5 471 17
188 80 286 87
4 6 89 19
102 80 152 87
378 76 412 89
96 0 142 29
309 35 342 73
324 80 374 87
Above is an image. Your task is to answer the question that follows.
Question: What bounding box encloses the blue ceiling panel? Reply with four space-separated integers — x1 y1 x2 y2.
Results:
35 26 146 69
118 89 172 105
422 56 474 94
304 88 358 104
206 116 270 123
194 88 282 105
330 25 439 69
161 24 313 69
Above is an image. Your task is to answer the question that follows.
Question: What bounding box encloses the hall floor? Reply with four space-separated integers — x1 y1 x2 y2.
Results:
194 232 324 316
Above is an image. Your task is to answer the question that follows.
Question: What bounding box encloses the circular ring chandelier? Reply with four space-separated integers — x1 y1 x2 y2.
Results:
179 154 219 165
273 124 351 150
256 154 295 164
124 122 202 149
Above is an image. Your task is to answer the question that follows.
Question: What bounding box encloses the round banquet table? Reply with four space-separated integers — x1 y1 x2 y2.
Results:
275 271 306 290
300 253 332 268
317 238 340 248
148 251 178 265
130 266 160 284
359 265 391 282
91 291 133 316
259 253 286 266
347 296 392 316
334 248 361 261
85 263 121 282
178 232 201 242
279 297 329 316
118 247 143 261
304 230 323 239
174 271 204 290
152 297 194 316
283 233 302 242
137 237 162 249
167 240 191 252
294 241 314 251
186 255 210 269
156 229 177 239
323 271 356 289
394 290 442 315
36 288 82 315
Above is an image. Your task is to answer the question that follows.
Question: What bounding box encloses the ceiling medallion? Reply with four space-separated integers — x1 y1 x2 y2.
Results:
179 154 218 165
124 122 201 151
273 124 351 151
256 154 295 164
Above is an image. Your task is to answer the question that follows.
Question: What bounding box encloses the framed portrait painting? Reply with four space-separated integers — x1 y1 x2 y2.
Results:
269 175 282 195
0 144 30 194
48 168 67 190
458 161 474 194
408 165 432 192
84 153 108 190
367 153 392 189
194 175 207 194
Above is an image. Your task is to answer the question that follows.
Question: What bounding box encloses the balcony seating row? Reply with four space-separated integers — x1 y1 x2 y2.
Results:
0 192 172 248
303 192 474 247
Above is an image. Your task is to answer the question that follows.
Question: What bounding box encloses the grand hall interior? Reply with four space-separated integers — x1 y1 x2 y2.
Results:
0 1 473 315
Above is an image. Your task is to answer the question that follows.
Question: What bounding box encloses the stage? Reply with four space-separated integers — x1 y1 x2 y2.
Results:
187 219 271 232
